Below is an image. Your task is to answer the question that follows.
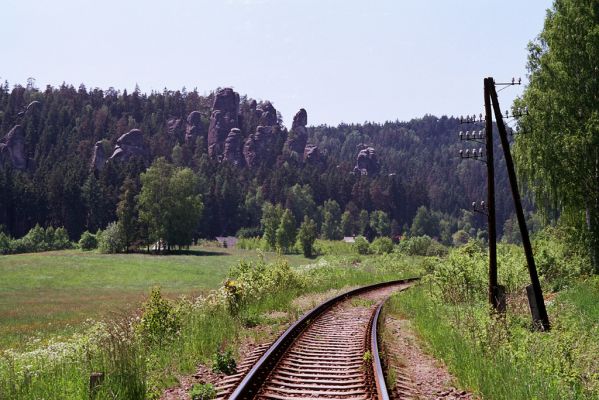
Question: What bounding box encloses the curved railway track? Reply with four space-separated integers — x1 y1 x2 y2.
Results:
216 278 418 400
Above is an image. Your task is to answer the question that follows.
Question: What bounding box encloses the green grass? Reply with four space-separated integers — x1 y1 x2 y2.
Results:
0 247 309 349
0 250 423 399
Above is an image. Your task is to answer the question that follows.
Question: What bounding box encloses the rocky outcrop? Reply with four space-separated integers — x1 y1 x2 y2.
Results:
257 102 278 126
109 129 149 162
208 88 239 158
91 141 106 172
167 118 182 136
303 144 321 165
243 126 279 168
0 125 27 169
185 111 204 145
353 144 380 175
284 108 308 159
223 128 245 166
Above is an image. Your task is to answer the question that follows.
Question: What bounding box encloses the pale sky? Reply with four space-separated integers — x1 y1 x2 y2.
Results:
2 0 552 126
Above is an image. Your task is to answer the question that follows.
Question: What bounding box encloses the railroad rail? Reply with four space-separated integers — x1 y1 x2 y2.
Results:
217 278 418 400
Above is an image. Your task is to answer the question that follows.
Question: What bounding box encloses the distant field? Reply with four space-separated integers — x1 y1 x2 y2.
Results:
0 247 309 349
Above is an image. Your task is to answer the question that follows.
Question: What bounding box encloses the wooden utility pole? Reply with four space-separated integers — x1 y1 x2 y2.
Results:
488 78 550 331
483 78 500 311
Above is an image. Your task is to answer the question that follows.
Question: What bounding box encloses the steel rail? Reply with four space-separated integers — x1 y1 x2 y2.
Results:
228 277 419 400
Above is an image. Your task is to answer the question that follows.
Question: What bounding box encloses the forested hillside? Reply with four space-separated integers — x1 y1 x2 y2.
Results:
0 81 517 242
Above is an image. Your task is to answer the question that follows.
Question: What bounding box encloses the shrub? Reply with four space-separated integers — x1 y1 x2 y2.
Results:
189 383 217 400
136 287 181 346
97 222 125 253
5 224 72 254
398 235 448 257
78 231 98 250
236 237 263 250
0 231 11 255
212 349 236 375
353 236 370 255
236 226 262 238
53 227 71 249
371 237 394 254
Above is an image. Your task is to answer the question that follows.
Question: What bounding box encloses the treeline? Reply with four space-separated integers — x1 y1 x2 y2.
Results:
0 81 520 244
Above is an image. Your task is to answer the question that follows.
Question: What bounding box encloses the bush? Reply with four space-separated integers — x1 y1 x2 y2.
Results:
371 237 394 255
398 235 448 257
353 236 370 255
236 237 263 250
78 231 98 250
212 349 236 375
236 226 262 238
0 231 11 255
189 383 217 400
136 287 181 346
97 222 125 254
3 224 72 254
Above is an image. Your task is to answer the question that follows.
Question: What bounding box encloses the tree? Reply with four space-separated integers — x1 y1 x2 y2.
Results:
116 177 138 252
410 206 440 238
276 209 296 253
261 202 283 250
341 211 353 236
321 199 342 240
138 158 203 251
297 216 317 257
515 0 599 272
285 184 316 226
358 210 369 236
370 210 391 237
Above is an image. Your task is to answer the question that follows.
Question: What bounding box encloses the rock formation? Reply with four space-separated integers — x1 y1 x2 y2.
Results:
284 108 308 159
257 102 278 126
0 125 27 169
109 129 149 162
91 141 106 172
185 111 203 145
243 126 278 168
353 144 380 175
223 128 245 166
166 117 182 137
208 88 239 158
303 144 321 165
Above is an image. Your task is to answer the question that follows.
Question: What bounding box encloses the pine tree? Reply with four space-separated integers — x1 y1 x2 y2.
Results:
116 177 138 252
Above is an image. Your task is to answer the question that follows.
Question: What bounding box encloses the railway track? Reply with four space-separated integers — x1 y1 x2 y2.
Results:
215 278 418 400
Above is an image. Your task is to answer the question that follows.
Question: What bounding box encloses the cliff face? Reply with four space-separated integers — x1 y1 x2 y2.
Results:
284 108 308 159
208 88 240 159
353 144 380 175
0 125 27 169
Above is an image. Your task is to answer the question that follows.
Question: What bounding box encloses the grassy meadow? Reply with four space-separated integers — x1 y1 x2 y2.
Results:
0 246 308 349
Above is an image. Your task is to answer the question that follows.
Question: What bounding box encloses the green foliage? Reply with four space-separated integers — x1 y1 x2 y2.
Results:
138 158 203 251
371 237 394 254
136 287 181 346
297 216 317 257
236 226 262 239
261 203 283 250
398 235 447 257
370 210 391 237
6 224 72 254
410 206 440 238
211 349 236 375
97 221 125 254
236 236 264 250
321 199 342 240
452 229 469 246
353 235 370 255
117 177 139 251
78 230 97 250
189 383 217 400
0 231 10 254
515 0 599 272
275 209 297 253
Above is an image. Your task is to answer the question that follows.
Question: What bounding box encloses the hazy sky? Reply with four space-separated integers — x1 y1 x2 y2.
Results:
3 0 552 126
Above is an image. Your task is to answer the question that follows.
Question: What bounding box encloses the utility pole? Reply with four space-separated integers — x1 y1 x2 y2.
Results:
488 77 550 331
483 78 500 311
458 80 501 312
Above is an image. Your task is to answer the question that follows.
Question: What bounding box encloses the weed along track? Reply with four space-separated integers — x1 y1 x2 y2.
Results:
218 278 417 400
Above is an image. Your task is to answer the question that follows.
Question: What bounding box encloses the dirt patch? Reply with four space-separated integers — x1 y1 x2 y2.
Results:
384 316 477 400
291 286 360 311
